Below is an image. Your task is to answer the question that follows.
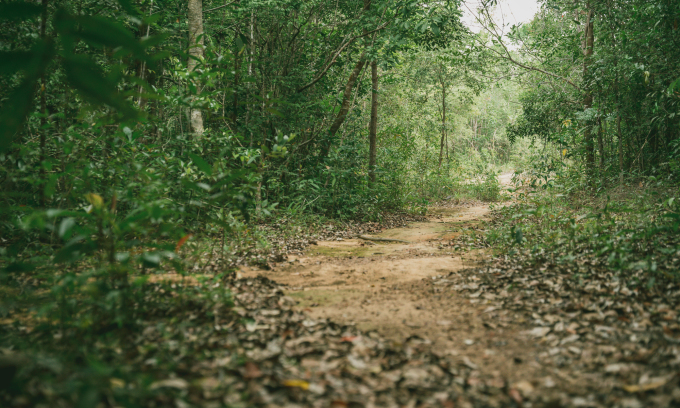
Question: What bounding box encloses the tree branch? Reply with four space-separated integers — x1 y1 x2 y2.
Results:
205 1 237 13
464 2 580 91
296 17 394 93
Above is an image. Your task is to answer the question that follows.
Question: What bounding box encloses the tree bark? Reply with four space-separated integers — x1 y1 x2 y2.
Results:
438 85 446 170
368 60 378 184
39 0 49 207
582 7 595 172
597 115 605 180
617 115 623 185
233 34 241 127
321 0 373 157
322 56 366 156
188 0 204 136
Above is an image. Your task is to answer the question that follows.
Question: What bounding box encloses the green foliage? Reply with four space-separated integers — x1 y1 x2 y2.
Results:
505 0 680 183
488 170 680 280
468 170 502 202
0 1 520 403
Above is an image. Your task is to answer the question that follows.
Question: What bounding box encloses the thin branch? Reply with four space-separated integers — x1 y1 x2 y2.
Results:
204 1 237 13
464 2 580 91
296 17 395 93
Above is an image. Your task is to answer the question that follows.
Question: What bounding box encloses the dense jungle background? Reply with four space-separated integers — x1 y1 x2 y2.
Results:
1 0 680 406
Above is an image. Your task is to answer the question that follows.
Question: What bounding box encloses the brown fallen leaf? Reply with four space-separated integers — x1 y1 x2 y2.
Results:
243 361 263 379
623 379 669 393
509 388 523 404
512 380 535 397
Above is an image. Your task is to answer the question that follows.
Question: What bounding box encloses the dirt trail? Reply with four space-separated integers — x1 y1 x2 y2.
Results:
240 173 558 388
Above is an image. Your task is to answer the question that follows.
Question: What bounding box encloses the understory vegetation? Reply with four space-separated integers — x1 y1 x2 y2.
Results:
489 163 680 284
1 0 680 406
479 0 680 285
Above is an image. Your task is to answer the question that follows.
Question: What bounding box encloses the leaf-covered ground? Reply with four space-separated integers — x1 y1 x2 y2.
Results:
3 177 680 408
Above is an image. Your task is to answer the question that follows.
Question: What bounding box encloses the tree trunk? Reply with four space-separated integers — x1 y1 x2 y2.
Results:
247 12 254 146
597 115 605 181
617 115 623 185
322 0 372 157
368 60 378 184
438 85 446 170
582 7 595 172
188 0 204 136
233 36 241 127
323 56 366 156
137 0 153 109
39 0 49 207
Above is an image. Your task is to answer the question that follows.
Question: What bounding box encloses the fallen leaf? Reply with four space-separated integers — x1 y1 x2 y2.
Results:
243 361 263 379
512 380 534 396
509 388 522 404
623 379 669 393
149 378 188 390
110 378 125 389
284 379 310 390
525 327 551 337
175 234 193 252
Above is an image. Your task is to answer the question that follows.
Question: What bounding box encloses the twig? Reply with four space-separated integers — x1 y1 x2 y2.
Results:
357 235 411 243
205 1 237 13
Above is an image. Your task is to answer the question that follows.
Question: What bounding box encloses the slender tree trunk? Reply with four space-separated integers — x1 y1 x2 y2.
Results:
247 12 254 147
188 0 204 136
617 115 623 185
323 56 366 156
233 36 241 127
438 85 446 170
323 0 372 158
39 0 49 207
368 60 378 184
582 7 595 173
611 21 624 186
597 115 605 183
137 0 153 109
232 1 242 127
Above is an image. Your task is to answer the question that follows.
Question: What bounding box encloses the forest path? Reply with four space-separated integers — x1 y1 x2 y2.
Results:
240 172 554 389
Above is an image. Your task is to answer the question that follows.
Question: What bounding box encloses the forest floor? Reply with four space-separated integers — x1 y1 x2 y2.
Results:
5 174 679 408
232 172 680 408
238 175 524 383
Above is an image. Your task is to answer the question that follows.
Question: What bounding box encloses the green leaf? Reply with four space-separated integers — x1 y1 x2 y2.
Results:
3 262 36 274
58 218 76 239
188 153 213 176
0 2 42 21
56 12 156 66
0 51 33 75
513 226 523 245
669 76 680 93
115 0 139 15
266 107 284 118
0 40 54 153
54 240 96 263
0 78 38 153
62 54 137 118
141 252 161 268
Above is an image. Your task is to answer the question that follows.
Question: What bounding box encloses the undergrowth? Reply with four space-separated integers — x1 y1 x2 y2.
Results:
488 171 680 285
